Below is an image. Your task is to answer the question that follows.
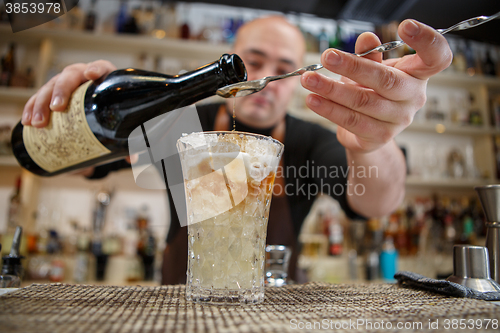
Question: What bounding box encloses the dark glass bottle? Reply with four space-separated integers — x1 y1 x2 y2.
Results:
8 177 21 230
0 43 16 86
11 54 246 177
484 50 496 77
84 0 98 32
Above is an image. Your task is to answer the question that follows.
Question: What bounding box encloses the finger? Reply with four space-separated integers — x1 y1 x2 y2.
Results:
395 19 453 79
336 32 383 87
31 76 58 127
50 63 88 111
355 32 383 63
51 60 117 111
320 48 417 101
382 58 400 67
21 92 37 126
305 93 399 145
83 60 117 81
125 154 139 165
301 72 411 125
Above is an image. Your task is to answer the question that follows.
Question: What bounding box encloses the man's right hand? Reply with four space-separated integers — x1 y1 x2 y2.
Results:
22 60 117 128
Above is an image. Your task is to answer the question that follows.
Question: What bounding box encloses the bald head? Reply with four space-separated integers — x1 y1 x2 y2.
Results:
227 16 306 129
234 16 306 62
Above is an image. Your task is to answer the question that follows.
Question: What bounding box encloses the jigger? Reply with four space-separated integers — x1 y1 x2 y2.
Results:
446 245 500 292
475 185 500 284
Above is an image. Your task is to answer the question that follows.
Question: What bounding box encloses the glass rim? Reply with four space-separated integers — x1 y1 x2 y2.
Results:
177 130 284 149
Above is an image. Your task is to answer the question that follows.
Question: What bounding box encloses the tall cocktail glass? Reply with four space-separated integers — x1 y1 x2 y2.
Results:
177 131 284 304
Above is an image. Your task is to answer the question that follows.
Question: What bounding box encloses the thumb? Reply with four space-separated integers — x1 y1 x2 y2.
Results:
355 32 383 63
395 19 453 79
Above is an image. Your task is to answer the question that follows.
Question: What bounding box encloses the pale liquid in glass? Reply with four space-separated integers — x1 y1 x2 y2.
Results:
177 132 283 304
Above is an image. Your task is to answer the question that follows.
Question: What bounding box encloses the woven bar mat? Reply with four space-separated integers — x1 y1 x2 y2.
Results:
0 282 499 333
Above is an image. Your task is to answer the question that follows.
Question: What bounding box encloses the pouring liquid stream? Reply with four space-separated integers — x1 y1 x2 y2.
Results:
232 96 236 131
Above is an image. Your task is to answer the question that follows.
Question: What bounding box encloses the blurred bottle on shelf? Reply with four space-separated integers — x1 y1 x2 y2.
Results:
448 92 468 125
446 149 465 178
467 93 483 126
395 210 409 256
7 177 21 231
46 230 65 282
66 1 84 30
321 204 343 256
73 226 90 283
179 4 190 40
162 2 178 39
1 227 24 287
0 43 16 86
483 50 496 76
329 22 343 50
26 232 37 254
425 97 445 122
460 213 476 245
84 0 98 32
463 145 477 180
470 197 486 237
123 208 141 282
136 205 156 281
379 236 398 282
473 45 484 76
410 201 426 256
116 0 128 33
91 189 112 281
2 178 25 277
365 249 379 281
318 29 329 54
46 230 61 256
434 199 456 255
452 40 467 73
464 41 476 76
98 8 116 34
125 9 140 34
221 17 235 44
136 4 154 35
328 220 343 256
198 15 224 44
363 216 383 281
180 21 190 39
347 249 358 281
115 0 139 34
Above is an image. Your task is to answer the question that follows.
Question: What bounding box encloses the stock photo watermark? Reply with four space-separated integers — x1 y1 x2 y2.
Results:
289 318 499 330
253 161 379 199
4 0 80 32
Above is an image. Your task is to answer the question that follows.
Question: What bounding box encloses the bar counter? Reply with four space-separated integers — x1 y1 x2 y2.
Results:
1 282 499 332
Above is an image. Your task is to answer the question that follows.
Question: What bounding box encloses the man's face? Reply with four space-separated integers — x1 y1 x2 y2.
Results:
229 20 304 129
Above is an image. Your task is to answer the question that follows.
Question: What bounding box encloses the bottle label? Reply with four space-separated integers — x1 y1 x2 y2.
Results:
23 81 111 172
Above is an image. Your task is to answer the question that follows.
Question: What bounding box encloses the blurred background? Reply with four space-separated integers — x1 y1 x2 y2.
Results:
0 0 499 286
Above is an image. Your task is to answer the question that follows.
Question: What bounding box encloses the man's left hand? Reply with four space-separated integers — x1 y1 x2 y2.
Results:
301 19 452 153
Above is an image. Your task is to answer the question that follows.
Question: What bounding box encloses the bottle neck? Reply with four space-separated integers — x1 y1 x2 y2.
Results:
85 54 246 138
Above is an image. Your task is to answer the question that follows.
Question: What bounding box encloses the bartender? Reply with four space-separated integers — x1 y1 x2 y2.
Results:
21 16 452 284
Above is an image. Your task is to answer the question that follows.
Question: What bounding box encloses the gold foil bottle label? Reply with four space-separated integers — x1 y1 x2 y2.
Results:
23 81 111 172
